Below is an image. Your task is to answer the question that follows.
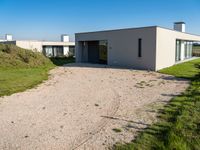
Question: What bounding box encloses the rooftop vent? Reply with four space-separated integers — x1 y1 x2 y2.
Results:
174 22 185 32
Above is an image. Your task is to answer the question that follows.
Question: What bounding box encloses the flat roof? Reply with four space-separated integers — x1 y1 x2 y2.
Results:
76 25 200 37
0 40 75 46
76 26 157 34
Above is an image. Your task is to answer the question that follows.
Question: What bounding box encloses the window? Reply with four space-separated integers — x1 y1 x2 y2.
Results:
43 46 53 57
138 38 142 57
175 40 181 62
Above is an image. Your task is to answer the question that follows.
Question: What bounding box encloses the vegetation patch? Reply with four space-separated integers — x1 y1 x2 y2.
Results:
114 58 200 150
0 44 55 97
113 128 122 133
50 56 75 66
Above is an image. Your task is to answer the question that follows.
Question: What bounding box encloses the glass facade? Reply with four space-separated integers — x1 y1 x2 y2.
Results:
176 40 193 62
43 46 64 57
69 46 75 56
43 46 53 57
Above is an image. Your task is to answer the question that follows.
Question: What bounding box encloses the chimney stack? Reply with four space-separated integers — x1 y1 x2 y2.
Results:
174 22 185 32
5 34 13 41
61 34 69 42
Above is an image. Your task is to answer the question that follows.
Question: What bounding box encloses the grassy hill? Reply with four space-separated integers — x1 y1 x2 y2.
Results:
0 44 53 68
0 44 55 96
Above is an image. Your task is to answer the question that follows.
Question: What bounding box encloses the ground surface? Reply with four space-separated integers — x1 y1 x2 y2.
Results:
0 64 189 150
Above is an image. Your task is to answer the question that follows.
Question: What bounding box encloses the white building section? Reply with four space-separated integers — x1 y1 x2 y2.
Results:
0 34 75 57
76 22 200 71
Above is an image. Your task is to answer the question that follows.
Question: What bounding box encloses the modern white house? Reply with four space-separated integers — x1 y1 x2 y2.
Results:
1 34 75 57
75 22 200 71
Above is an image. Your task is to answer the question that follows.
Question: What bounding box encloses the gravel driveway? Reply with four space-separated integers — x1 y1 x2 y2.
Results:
0 64 189 150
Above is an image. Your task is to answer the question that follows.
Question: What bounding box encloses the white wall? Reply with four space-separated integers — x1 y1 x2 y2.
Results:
16 41 43 52
156 27 200 70
76 27 157 70
63 46 69 56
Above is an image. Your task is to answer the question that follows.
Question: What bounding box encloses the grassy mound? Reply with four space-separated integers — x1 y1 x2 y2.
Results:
0 44 55 96
0 44 53 68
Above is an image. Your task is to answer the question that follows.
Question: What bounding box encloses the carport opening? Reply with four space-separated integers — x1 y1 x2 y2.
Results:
86 40 108 64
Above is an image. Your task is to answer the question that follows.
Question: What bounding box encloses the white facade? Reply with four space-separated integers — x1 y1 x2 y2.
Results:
76 26 200 71
156 27 200 70
1 35 75 57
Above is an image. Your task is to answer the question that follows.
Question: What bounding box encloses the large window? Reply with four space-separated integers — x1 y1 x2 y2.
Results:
184 41 193 59
53 46 64 57
43 46 53 57
43 46 64 57
176 40 193 62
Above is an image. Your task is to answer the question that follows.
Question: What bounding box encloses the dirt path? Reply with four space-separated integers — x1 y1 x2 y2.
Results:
0 64 189 150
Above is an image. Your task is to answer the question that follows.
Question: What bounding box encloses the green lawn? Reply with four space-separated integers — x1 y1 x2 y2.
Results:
114 58 200 150
0 44 75 97
159 58 200 79
0 67 53 97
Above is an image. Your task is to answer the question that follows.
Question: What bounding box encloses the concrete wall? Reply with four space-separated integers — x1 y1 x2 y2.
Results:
156 27 200 70
76 27 157 70
16 41 43 52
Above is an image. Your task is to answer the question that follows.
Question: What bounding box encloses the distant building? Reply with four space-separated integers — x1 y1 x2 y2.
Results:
0 34 75 57
76 22 200 71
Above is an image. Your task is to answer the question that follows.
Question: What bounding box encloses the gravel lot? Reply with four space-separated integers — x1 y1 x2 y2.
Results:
0 64 189 150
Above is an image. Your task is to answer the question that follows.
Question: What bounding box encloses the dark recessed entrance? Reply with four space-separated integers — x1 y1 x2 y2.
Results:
88 40 108 64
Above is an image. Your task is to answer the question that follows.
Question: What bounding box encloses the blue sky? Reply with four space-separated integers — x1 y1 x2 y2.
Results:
0 0 200 41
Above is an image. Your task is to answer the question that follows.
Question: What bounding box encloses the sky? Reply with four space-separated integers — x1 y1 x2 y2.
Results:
0 0 200 41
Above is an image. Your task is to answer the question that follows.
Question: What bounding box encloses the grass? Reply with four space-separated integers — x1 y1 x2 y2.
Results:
114 58 200 150
160 58 200 79
0 67 53 96
0 44 74 97
113 128 122 133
